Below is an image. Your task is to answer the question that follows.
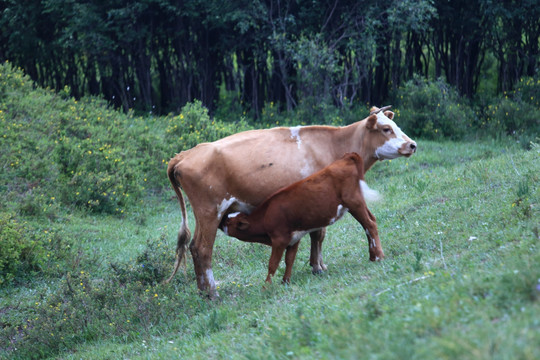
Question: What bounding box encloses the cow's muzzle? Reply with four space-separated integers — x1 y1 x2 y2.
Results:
399 141 417 157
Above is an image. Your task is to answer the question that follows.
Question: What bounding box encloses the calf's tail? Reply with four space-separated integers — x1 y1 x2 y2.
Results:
164 158 192 284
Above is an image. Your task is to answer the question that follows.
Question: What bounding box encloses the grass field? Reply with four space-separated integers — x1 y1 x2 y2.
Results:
1 138 538 359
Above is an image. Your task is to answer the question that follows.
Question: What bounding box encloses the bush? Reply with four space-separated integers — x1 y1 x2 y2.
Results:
394 76 475 140
0 62 169 214
0 212 45 286
165 100 252 150
479 76 540 147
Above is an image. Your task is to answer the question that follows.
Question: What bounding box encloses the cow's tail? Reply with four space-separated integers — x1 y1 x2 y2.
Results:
349 152 381 203
164 158 192 284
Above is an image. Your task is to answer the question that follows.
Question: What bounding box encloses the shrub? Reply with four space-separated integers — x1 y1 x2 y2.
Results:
0 212 45 286
479 76 540 147
394 76 476 140
166 100 252 151
110 234 175 286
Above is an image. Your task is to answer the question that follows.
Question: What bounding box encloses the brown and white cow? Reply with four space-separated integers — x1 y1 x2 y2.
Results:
222 152 382 284
166 106 416 297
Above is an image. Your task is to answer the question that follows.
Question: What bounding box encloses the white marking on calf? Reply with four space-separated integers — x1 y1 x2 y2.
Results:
290 126 302 149
228 212 241 218
290 231 309 246
366 229 377 249
359 180 381 202
330 204 349 224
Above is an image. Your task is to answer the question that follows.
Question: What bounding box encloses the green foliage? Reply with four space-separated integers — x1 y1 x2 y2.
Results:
165 100 251 150
394 76 476 140
479 76 540 146
110 234 174 286
0 63 171 214
0 234 176 359
0 212 44 286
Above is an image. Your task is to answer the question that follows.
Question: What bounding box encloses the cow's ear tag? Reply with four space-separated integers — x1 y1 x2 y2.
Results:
366 114 378 130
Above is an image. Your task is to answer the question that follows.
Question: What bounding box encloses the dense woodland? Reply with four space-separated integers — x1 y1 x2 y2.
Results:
0 0 539 116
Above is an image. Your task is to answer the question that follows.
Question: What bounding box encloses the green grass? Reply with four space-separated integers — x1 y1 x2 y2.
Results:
1 139 538 360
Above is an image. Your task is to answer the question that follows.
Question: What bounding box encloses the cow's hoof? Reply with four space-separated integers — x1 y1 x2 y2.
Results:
199 289 220 300
311 264 327 275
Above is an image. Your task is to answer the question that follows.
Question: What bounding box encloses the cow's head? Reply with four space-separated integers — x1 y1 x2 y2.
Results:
366 106 417 160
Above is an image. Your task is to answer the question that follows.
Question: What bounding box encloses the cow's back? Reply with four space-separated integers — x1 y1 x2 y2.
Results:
173 126 343 209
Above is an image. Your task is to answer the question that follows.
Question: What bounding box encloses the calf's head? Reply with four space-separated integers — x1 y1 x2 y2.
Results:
223 212 251 239
366 106 417 160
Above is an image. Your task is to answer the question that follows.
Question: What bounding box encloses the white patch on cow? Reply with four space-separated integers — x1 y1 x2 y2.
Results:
290 231 308 246
330 204 349 225
300 161 313 178
228 211 241 219
376 112 406 139
375 112 410 160
375 137 406 160
217 197 237 219
359 180 381 202
217 199 254 220
290 126 302 149
203 269 216 289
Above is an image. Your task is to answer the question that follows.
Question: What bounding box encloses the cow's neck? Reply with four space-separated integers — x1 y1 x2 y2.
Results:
332 121 378 172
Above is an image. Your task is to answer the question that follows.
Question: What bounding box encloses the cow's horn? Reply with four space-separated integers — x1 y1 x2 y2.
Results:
370 105 392 115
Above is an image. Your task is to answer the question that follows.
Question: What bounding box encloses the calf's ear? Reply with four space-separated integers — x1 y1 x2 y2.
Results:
237 218 251 231
366 114 378 130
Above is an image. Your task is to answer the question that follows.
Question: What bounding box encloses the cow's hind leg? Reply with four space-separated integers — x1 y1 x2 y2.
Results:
190 214 220 298
309 228 327 274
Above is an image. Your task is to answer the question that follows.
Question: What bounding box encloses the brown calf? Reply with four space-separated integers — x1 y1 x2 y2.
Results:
222 152 383 284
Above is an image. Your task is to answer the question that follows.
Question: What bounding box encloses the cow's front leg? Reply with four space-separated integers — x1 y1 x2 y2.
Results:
190 218 219 299
309 228 327 274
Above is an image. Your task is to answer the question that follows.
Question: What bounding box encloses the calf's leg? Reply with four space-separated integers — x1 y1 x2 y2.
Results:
283 241 301 284
266 241 288 284
348 204 384 261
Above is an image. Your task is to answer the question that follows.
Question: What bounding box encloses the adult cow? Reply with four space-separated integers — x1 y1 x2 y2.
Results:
166 106 416 297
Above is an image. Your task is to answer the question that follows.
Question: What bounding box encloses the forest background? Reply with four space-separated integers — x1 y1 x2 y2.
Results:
1 0 538 123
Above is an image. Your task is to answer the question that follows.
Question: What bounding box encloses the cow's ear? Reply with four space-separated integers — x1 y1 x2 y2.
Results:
237 218 250 231
384 111 394 120
366 114 378 130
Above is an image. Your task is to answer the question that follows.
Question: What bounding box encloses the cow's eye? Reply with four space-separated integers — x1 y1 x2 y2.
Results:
382 127 393 134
